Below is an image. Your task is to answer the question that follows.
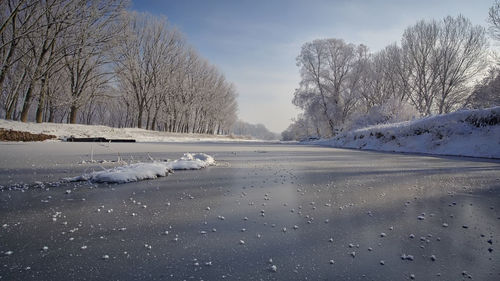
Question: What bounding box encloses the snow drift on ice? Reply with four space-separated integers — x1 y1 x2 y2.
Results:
67 153 215 183
167 152 216 170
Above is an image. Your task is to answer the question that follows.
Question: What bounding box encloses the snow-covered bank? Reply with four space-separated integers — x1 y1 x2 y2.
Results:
310 107 500 159
67 153 215 183
0 119 257 142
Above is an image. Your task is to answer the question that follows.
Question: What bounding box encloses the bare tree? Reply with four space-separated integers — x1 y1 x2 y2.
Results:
1 1 238 134
288 15 488 140
294 39 370 136
62 0 126 124
401 19 441 115
466 67 500 108
295 40 335 135
489 0 500 41
18 0 84 122
434 15 487 113
363 44 409 110
114 11 182 128
0 0 40 94
401 16 487 115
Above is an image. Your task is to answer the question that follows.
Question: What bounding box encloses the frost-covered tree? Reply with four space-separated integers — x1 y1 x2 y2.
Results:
113 11 180 128
111 12 237 133
435 16 487 113
364 44 409 109
489 0 500 41
0 1 238 136
466 68 500 108
0 0 126 122
286 15 489 140
400 19 441 115
401 16 487 115
18 0 82 122
281 114 320 141
294 39 369 137
62 0 125 124
0 0 40 100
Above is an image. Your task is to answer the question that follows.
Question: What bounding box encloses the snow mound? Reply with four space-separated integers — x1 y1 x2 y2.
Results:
67 162 172 183
311 107 500 158
66 153 216 183
165 153 216 170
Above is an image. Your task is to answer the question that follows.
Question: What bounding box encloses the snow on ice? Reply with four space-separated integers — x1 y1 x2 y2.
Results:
66 153 216 183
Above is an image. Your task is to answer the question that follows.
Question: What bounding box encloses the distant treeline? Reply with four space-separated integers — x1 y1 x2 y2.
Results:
231 120 280 140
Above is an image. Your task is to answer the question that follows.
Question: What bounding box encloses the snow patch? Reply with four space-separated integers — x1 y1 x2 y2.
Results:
308 107 500 158
66 153 215 184
165 153 215 170
0 119 263 143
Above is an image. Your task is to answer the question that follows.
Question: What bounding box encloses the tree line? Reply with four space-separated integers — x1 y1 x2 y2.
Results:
0 0 238 135
283 11 500 141
231 120 280 140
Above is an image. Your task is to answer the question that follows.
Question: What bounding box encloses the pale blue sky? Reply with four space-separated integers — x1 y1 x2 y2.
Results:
132 0 494 132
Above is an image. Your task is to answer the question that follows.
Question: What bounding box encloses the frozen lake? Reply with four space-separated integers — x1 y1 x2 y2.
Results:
0 142 499 280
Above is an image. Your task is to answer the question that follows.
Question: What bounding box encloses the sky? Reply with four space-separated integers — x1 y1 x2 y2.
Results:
131 0 494 133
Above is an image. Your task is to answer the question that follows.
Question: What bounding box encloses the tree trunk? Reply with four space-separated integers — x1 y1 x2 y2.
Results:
35 95 45 123
35 76 50 123
146 110 151 130
0 16 18 95
69 105 78 124
137 108 143 128
43 99 50 122
5 97 18 120
20 84 35 122
5 67 26 120
151 105 161 131
48 106 55 122
151 114 157 131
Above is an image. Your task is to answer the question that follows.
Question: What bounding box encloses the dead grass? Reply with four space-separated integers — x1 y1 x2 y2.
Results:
0 128 56 142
